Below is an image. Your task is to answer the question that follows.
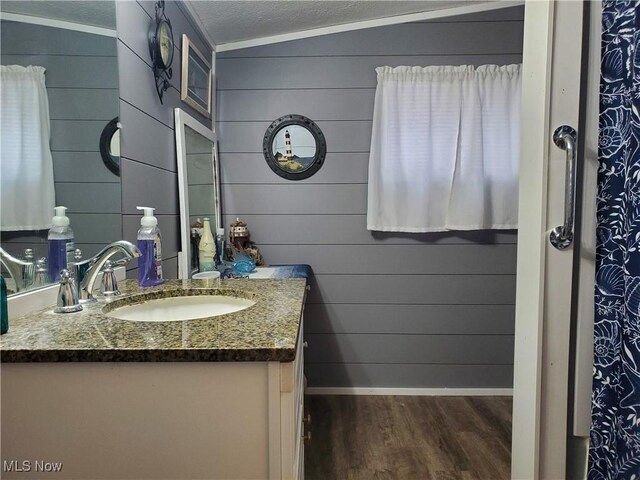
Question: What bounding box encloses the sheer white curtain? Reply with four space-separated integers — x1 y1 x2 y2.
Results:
367 65 521 232
1 65 55 231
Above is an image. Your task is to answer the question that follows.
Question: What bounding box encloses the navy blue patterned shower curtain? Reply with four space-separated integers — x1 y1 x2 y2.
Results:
590 2 640 479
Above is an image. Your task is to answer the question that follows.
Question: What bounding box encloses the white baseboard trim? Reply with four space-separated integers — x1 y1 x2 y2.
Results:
305 387 513 396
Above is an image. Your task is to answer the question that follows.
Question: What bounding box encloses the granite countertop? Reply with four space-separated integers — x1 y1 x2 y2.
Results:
0 278 307 363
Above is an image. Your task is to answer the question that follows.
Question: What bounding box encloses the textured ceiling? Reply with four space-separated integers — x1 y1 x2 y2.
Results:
187 0 485 46
0 1 115 30
0 1 496 47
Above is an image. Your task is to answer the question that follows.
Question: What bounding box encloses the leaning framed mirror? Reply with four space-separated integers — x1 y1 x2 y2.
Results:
263 114 326 180
174 108 221 279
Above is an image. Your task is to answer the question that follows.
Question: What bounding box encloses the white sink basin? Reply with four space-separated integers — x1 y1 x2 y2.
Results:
105 295 255 322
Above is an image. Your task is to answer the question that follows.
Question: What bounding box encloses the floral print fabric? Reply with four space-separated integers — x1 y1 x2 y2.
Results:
590 2 640 478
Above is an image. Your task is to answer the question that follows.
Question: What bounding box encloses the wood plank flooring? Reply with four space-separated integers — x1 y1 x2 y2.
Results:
304 395 512 480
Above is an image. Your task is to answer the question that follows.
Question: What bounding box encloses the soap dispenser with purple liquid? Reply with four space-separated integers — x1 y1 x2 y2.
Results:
136 206 164 287
47 206 74 282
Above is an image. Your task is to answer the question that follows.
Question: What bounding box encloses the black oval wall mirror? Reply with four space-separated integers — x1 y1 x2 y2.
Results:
100 117 121 176
263 114 326 180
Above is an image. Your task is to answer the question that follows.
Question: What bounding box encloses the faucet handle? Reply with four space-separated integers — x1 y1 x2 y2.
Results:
34 258 47 287
22 249 35 288
100 260 120 297
54 269 83 314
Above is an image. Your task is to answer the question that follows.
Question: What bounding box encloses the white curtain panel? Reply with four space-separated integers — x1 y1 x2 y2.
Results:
1 65 55 231
367 64 521 232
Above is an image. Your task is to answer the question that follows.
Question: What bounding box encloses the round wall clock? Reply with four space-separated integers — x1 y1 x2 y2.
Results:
148 0 174 103
153 19 174 69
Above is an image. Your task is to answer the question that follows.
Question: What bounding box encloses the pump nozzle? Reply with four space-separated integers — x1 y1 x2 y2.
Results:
136 206 155 217
52 206 70 227
136 206 157 227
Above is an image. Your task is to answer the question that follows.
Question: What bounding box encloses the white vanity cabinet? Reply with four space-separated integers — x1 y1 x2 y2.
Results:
1 318 307 480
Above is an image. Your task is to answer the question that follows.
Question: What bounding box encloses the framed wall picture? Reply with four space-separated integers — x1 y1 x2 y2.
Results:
181 34 212 118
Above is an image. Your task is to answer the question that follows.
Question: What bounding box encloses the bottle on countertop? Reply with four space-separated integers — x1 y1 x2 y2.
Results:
190 219 201 271
136 206 164 287
215 228 225 265
198 218 216 272
47 206 74 282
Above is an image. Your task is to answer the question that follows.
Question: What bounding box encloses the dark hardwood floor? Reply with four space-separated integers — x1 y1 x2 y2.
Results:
304 395 512 480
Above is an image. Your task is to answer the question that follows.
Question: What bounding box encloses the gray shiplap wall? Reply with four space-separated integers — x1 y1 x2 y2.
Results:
217 6 524 389
0 21 120 258
115 0 212 278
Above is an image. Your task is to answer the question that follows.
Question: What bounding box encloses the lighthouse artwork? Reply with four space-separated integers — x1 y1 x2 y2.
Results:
263 114 327 180
272 125 317 173
285 129 293 158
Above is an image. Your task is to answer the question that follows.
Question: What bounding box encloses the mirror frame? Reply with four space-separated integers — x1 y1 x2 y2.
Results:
263 114 327 180
174 108 220 280
99 117 120 176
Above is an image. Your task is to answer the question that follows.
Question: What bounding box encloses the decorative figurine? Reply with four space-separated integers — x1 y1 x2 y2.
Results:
228 218 265 266
229 218 250 250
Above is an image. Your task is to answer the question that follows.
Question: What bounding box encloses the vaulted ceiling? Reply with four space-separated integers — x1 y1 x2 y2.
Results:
185 1 494 47
0 0 503 49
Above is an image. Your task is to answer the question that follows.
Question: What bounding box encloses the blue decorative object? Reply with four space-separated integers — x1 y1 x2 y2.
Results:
230 247 256 275
590 2 640 478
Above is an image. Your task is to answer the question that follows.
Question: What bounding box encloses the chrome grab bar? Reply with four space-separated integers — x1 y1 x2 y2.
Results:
550 125 578 250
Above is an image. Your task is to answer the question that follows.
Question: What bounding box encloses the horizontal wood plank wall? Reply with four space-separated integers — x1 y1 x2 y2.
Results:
116 0 212 278
217 6 524 389
0 21 121 259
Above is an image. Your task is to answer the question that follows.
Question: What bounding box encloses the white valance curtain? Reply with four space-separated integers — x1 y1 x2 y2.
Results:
367 65 521 232
1 65 55 231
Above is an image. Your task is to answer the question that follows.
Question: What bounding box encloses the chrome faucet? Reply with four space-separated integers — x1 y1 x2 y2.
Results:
0 248 34 293
76 240 141 303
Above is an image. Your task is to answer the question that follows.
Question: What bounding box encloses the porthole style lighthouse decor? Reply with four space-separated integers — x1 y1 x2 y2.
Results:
263 114 326 180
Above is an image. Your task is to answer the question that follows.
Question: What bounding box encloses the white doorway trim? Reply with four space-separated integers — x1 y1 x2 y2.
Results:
512 1 588 478
511 3 555 474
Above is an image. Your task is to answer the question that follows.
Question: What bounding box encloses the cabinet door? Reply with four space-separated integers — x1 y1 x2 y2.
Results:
279 315 305 479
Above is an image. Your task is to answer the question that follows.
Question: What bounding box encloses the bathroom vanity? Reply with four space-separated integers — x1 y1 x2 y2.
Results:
1 278 307 480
